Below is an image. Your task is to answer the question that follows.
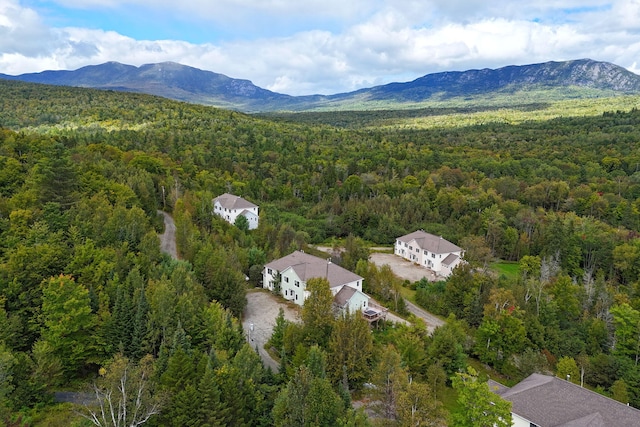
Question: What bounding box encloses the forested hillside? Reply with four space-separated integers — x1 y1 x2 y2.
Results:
2 79 640 425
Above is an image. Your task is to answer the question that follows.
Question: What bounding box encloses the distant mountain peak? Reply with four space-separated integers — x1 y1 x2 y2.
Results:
1 59 639 112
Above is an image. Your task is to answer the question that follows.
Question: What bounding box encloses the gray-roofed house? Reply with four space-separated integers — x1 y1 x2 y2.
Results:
395 230 464 278
263 250 368 310
213 193 259 230
491 373 640 427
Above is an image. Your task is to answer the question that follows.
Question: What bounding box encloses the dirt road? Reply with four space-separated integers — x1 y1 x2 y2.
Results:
403 299 444 333
243 291 299 371
157 211 178 259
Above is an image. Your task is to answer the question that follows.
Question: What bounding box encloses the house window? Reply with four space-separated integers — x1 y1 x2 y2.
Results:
284 277 289 283
415 248 419 253
432 253 435 258
409 246 413 250
424 250 428 255
404 243 407 247
267 268 272 275
284 290 287 296
295 294 298 301
295 280 300 287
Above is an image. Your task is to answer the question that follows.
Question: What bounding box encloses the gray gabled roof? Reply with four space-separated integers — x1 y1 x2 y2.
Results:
265 251 363 289
494 374 640 427
397 230 461 254
442 253 459 266
333 286 357 308
213 193 258 210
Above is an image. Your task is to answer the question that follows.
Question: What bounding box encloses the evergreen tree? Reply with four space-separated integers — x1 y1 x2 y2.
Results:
196 359 229 426
130 284 150 359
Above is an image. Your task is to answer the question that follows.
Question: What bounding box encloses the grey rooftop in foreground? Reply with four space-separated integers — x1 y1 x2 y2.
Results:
492 373 640 427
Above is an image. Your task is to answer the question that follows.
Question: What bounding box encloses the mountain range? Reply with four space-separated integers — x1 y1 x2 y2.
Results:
2 59 639 112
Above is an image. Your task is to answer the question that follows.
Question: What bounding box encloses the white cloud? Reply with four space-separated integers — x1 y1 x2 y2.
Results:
3 0 640 95
0 0 60 56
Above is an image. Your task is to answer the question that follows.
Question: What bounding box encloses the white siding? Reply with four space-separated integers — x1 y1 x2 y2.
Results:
280 268 304 304
511 413 530 427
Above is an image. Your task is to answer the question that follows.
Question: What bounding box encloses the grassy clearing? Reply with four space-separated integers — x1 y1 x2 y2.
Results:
399 285 417 304
491 261 520 280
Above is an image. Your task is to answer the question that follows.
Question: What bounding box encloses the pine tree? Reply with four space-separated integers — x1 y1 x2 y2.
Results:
130 284 150 359
197 361 229 426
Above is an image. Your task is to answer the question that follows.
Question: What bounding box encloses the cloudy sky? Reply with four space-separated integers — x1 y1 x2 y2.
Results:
2 0 640 95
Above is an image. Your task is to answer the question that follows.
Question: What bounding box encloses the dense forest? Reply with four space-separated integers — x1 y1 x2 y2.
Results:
1 79 640 425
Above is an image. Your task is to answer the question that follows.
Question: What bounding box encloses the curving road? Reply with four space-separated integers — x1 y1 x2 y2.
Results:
157 210 298 371
403 299 444 333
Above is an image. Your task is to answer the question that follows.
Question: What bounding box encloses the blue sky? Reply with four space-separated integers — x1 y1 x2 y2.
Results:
2 0 640 95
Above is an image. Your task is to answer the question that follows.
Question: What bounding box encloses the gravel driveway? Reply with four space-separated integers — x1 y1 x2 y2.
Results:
369 253 436 282
242 290 299 371
157 210 178 259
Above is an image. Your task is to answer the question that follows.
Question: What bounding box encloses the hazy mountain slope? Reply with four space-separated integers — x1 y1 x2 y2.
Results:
0 61 300 111
2 59 639 112
351 59 640 102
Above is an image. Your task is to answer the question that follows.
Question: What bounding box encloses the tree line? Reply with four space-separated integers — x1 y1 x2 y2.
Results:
2 80 640 423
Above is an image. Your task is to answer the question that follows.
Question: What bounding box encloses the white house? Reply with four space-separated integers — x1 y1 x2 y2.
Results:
491 373 640 427
395 230 464 278
263 250 368 312
212 193 259 230
333 286 370 315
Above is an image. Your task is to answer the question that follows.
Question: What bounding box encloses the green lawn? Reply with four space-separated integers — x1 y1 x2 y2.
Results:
491 261 520 280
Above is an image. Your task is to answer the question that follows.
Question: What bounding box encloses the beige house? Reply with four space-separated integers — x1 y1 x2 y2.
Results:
395 230 464 278
263 250 369 312
213 193 259 230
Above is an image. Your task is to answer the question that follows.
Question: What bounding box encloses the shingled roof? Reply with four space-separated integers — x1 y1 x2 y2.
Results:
265 251 362 289
397 230 460 254
213 193 257 210
493 374 640 427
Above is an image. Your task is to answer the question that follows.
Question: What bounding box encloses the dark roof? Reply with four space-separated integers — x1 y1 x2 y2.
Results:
397 230 461 254
265 251 363 289
333 286 357 308
213 193 257 210
494 374 640 427
488 379 510 395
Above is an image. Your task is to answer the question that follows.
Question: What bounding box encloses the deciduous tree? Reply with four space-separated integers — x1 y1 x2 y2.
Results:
451 366 512 427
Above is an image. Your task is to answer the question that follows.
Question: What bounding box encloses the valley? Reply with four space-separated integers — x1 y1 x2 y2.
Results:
1 75 640 425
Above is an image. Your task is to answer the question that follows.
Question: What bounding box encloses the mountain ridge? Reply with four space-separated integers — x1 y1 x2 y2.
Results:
2 59 639 112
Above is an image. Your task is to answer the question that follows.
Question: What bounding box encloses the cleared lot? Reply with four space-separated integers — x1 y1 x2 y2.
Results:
369 252 437 282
